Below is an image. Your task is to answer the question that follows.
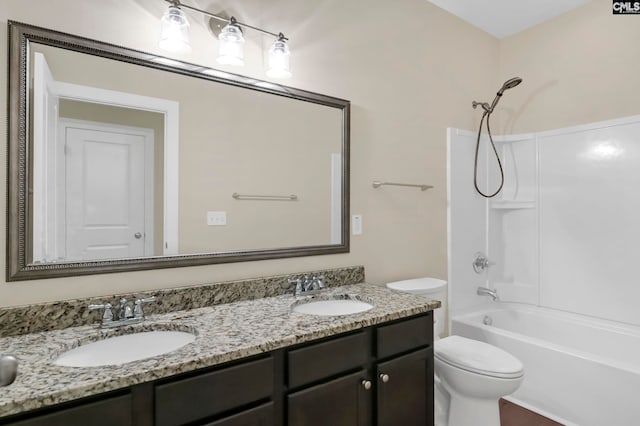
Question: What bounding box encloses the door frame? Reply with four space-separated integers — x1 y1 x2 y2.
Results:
31 52 180 257
57 118 155 259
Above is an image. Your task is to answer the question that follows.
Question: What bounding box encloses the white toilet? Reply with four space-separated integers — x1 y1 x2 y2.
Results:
435 336 523 426
386 278 524 426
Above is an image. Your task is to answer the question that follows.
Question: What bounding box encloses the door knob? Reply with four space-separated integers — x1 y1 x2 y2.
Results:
379 373 390 383
361 380 372 390
134 232 143 239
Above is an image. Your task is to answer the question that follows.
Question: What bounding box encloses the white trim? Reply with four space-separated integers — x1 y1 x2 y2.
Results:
330 153 342 244
32 52 59 263
54 80 180 255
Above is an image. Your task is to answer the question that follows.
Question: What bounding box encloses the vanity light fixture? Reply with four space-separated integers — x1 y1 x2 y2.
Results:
159 0 292 78
266 33 291 78
217 17 245 66
159 5 191 54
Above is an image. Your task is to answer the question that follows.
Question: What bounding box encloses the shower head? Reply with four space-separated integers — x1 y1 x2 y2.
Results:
488 76 523 112
497 77 523 96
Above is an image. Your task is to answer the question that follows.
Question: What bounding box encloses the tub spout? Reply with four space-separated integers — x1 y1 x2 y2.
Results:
477 286 499 301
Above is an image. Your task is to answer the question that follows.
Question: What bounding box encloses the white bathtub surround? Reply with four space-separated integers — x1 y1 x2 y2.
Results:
447 114 640 425
452 303 640 426
449 115 640 323
434 335 524 426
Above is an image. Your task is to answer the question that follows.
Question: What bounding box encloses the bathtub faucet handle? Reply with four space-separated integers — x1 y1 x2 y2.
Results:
473 252 495 274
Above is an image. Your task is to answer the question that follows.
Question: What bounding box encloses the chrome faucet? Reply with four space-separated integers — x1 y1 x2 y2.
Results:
477 286 499 301
116 298 134 321
89 296 157 328
289 275 325 296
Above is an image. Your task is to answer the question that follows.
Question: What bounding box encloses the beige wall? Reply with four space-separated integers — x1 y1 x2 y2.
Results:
177 79 339 252
0 0 497 306
495 0 640 133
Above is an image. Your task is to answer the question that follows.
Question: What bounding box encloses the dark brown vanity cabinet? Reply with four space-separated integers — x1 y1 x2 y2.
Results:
0 313 433 426
376 315 434 426
286 313 434 426
287 331 372 426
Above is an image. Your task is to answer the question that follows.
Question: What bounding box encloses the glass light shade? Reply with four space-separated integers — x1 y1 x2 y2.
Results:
266 38 291 79
159 6 191 54
217 23 244 66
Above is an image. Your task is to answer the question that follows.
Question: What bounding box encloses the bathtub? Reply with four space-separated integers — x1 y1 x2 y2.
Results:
451 303 640 426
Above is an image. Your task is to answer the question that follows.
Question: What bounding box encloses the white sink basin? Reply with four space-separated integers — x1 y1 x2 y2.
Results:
54 330 196 367
292 296 374 316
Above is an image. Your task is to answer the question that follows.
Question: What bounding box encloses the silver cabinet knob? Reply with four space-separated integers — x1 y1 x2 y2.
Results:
379 373 390 383
361 379 372 390
134 232 143 239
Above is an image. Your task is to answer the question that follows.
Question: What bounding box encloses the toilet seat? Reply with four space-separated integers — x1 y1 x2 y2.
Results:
435 336 524 379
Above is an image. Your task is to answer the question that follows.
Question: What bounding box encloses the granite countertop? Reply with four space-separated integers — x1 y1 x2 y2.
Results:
0 282 440 418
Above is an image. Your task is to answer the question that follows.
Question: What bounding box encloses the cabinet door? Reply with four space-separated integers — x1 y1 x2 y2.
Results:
1 394 132 426
376 348 433 426
288 370 372 426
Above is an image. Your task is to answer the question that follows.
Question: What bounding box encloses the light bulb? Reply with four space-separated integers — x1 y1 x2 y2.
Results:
217 20 244 66
266 34 291 79
159 6 191 54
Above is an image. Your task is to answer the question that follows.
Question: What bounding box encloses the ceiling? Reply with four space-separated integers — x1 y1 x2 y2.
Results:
428 0 592 38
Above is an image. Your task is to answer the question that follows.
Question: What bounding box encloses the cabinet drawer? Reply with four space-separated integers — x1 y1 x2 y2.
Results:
288 331 368 388
4 394 132 426
203 402 274 426
155 357 274 426
376 314 432 359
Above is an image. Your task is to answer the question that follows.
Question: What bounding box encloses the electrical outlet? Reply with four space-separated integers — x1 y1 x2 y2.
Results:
207 211 227 226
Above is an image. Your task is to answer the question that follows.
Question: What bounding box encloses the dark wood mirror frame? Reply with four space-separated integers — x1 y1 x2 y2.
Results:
7 21 350 281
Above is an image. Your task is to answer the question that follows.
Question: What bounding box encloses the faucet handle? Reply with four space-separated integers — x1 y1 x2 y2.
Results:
88 303 113 322
133 296 157 319
288 278 303 295
472 252 495 274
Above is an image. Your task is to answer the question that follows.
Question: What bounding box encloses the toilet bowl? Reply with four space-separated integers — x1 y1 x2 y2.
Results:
386 277 523 426
435 335 524 426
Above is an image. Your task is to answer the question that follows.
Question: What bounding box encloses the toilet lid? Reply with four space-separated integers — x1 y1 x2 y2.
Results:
386 277 447 294
435 336 524 379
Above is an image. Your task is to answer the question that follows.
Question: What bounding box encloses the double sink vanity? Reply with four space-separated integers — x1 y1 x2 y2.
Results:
0 267 439 426
2 22 439 426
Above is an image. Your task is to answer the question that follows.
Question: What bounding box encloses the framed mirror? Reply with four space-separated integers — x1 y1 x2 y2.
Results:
7 21 350 281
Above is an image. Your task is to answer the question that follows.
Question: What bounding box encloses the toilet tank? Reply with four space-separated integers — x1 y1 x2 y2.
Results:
386 277 447 339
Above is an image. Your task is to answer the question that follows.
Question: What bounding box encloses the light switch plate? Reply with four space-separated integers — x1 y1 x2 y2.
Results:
352 214 363 235
207 211 227 226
